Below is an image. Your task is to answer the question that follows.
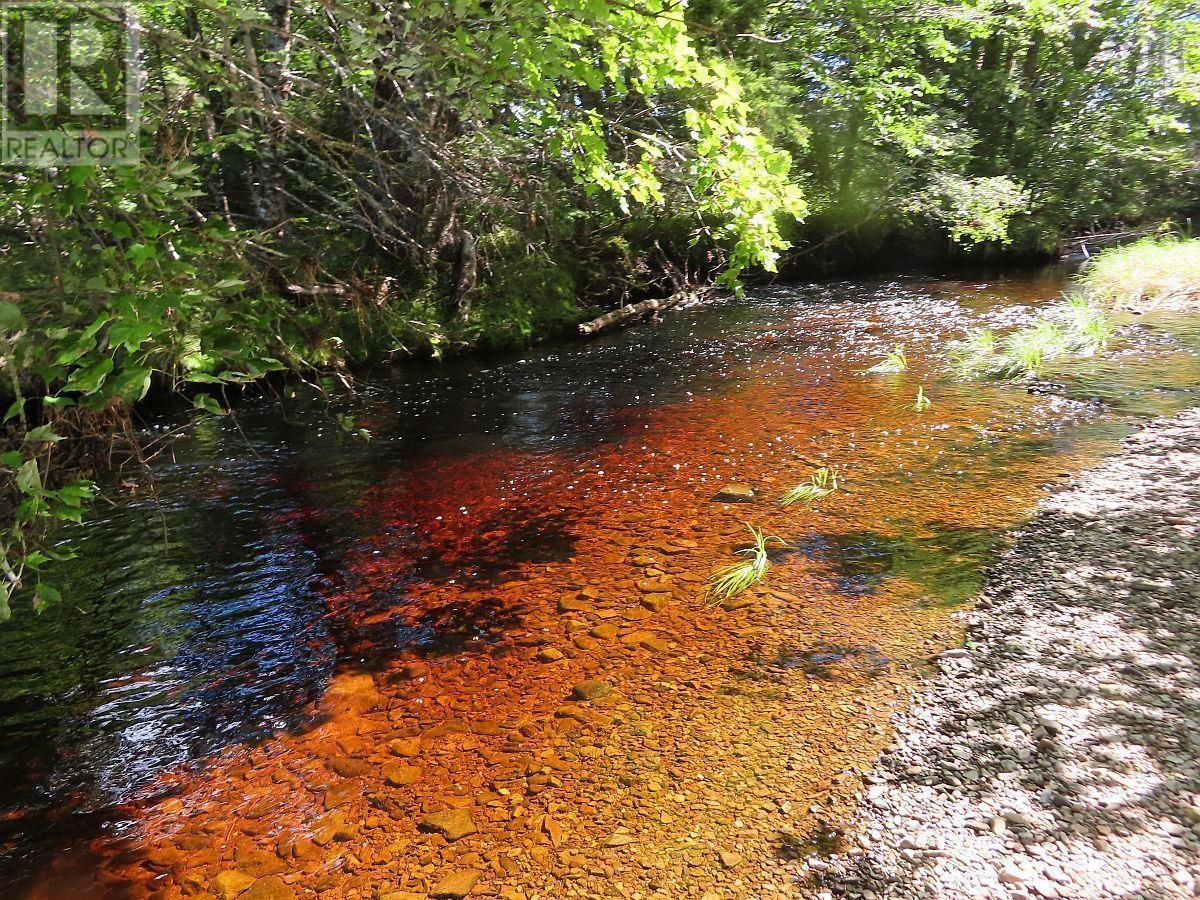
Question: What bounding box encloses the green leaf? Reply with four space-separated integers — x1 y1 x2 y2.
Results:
110 366 153 401
15 458 40 493
24 425 63 444
192 393 227 416
0 300 25 333
56 480 94 503
23 551 49 570
33 583 61 612
65 357 114 395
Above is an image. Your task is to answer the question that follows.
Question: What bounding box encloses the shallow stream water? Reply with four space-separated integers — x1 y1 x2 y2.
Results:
2 271 1199 898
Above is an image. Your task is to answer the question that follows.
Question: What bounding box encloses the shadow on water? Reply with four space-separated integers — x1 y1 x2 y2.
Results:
799 525 1005 607
762 643 892 681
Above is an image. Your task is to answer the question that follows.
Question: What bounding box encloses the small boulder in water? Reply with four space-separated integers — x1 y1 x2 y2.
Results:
212 871 255 900
571 679 613 702
421 807 477 841
713 483 755 502
243 877 296 900
430 869 482 898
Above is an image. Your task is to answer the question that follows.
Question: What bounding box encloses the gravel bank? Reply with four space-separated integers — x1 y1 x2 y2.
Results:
813 407 1200 900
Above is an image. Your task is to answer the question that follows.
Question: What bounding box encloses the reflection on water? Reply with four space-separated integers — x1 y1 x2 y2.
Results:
0 269 1198 890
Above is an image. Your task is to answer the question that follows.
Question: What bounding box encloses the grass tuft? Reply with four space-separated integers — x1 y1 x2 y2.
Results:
779 467 839 507
865 345 908 374
913 385 932 411
707 524 788 604
950 296 1113 380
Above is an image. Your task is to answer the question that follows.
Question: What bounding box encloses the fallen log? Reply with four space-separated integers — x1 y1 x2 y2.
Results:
578 287 714 338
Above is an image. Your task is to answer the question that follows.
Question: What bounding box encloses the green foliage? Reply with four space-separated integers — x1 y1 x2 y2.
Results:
865 345 909 374
699 0 1199 250
920 175 1031 247
707 523 787 604
951 294 1114 379
779 467 840 507
913 385 933 412
458 237 582 350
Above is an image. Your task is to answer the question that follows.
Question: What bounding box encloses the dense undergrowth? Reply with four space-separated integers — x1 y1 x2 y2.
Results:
0 0 1197 617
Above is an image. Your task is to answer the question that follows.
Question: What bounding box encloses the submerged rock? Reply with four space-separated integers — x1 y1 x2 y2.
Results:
713 483 755 502
320 672 381 715
242 876 296 900
719 850 744 869
388 736 422 757
420 807 477 841
641 592 672 611
720 594 757 611
326 756 371 777
382 762 420 786
558 595 591 613
212 870 256 900
590 623 619 640
430 868 482 898
571 679 613 702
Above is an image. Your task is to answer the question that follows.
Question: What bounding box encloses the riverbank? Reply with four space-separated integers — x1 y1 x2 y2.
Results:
1081 237 1200 313
814 406 1200 899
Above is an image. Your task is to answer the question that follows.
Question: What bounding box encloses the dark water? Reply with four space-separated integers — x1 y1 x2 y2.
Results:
0 271 1198 885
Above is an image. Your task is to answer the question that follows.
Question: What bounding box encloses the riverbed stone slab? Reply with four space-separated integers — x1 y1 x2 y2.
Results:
420 807 477 841
430 868 482 897
212 870 256 900
713 483 755 502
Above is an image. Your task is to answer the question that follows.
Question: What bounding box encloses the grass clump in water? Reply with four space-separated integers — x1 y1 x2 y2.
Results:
1079 235 1200 311
865 345 908 374
780 467 839 507
913 385 932 411
950 295 1113 379
707 524 787 604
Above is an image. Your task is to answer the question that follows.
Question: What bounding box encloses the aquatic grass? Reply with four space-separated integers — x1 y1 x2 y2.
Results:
865 344 908 374
1080 236 1200 310
913 385 932 411
1057 292 1112 354
949 328 1002 378
707 524 787 604
779 467 839 507
1002 320 1064 375
950 297 1114 380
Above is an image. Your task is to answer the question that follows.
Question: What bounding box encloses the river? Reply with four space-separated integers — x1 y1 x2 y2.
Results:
2 271 1198 898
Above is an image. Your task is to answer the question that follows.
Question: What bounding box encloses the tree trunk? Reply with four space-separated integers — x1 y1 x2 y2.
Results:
578 288 712 338
244 0 292 230
454 231 477 322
